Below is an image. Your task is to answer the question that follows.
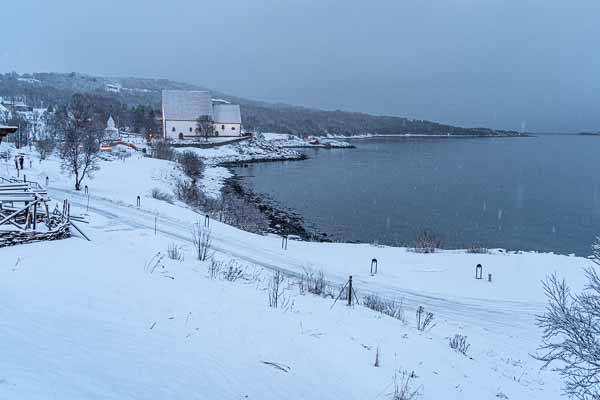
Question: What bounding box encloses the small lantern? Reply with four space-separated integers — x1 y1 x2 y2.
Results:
371 258 378 275
475 264 483 280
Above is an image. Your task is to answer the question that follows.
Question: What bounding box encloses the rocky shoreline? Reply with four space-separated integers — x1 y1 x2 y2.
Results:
222 173 330 242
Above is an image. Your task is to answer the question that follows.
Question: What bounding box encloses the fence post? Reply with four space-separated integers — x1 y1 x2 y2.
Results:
204 214 210 228
282 235 288 250
45 176 49 187
32 201 37 230
347 275 353 306
136 195 141 208
23 174 26 183
84 185 88 194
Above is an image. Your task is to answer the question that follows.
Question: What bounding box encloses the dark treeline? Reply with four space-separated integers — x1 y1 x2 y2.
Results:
0 73 160 135
1 72 519 137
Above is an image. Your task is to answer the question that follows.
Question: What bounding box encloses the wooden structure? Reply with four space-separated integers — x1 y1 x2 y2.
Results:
0 177 72 248
0 126 18 144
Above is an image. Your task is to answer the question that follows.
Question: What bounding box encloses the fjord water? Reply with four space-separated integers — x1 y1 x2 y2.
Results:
234 135 599 256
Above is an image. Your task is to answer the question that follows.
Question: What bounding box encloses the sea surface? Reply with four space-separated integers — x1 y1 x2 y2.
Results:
233 135 600 256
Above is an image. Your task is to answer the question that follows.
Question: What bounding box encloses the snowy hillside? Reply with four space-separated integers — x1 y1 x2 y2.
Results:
0 145 579 399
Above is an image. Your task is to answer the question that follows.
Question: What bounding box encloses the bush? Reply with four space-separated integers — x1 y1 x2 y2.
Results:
449 334 470 356
174 177 201 205
391 369 422 400
201 188 269 234
411 229 442 253
191 221 212 261
268 270 287 308
222 262 244 282
152 141 175 160
466 244 489 254
151 188 174 203
535 255 600 400
299 268 327 297
415 306 435 332
167 242 184 261
364 294 406 322
177 151 204 179
207 259 222 280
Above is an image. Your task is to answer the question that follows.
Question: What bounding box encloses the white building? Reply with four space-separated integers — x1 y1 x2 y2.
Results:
161 90 242 140
105 83 122 93
105 115 119 139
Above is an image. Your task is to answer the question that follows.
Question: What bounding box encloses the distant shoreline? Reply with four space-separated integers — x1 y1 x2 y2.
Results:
328 133 532 139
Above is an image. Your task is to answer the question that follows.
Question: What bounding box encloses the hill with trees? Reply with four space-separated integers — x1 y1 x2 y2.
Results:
0 72 520 137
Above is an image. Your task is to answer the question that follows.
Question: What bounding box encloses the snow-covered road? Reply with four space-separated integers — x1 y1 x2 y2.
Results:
54 187 542 340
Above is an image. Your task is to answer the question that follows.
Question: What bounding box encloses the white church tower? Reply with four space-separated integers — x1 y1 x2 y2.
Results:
105 115 119 139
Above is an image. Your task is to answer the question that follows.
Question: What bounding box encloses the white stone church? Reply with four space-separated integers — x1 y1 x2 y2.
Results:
161 90 242 140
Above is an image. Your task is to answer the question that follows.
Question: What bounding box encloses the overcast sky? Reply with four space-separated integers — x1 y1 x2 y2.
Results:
1 0 599 132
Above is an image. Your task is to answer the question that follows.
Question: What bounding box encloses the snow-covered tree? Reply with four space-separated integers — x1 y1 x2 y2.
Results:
536 239 600 400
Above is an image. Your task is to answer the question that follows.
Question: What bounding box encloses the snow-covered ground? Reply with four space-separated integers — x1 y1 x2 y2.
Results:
176 138 305 165
261 132 353 148
0 144 578 399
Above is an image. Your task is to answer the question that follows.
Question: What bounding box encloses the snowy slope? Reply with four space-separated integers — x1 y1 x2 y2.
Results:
0 145 575 398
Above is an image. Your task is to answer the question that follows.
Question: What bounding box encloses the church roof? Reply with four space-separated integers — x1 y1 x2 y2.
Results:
213 104 242 124
162 90 213 121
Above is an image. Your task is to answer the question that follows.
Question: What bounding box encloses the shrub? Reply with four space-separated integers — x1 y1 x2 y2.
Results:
535 261 600 400
151 187 174 203
268 270 286 308
364 294 406 322
174 177 201 205
167 242 184 261
191 221 212 261
222 262 244 282
411 229 442 253
207 259 222 280
152 140 175 160
466 244 489 254
391 369 422 400
300 268 327 297
177 151 204 179
416 306 435 331
449 334 470 356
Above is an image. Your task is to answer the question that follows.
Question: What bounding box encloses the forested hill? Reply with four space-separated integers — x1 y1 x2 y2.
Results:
0 72 519 137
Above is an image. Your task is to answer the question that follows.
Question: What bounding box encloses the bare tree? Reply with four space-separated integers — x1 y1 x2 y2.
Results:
57 94 104 191
191 220 212 261
34 137 56 161
196 115 214 142
535 240 600 400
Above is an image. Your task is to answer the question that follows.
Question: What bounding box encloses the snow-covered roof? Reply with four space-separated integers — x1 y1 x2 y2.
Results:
213 104 241 124
162 90 213 121
107 115 116 129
